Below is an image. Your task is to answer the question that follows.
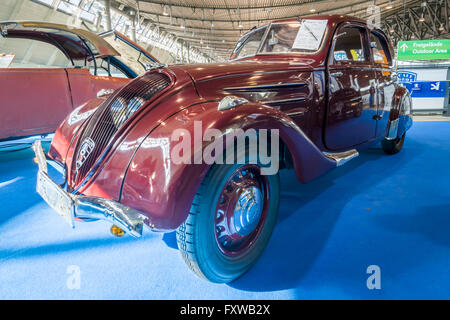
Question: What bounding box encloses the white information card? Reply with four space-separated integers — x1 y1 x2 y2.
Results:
0 54 15 68
292 20 328 51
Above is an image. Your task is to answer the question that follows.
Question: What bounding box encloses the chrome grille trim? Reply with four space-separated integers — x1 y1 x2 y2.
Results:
71 72 171 188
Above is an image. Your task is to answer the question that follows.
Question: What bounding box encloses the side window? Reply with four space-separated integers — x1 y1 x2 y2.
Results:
231 27 267 60
0 38 70 68
370 32 391 65
333 27 367 63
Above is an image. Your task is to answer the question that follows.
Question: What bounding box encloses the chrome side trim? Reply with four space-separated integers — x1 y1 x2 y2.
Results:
32 140 148 237
286 110 306 117
218 96 249 111
263 97 306 105
386 118 399 140
323 149 359 167
0 133 54 149
224 82 308 92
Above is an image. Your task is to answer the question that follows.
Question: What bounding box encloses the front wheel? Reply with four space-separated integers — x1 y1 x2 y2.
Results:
382 133 406 155
176 163 280 283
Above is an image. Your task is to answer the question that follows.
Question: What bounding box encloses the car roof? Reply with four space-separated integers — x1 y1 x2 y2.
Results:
241 15 383 37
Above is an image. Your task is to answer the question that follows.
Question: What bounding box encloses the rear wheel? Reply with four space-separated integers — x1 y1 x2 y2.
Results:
176 163 280 283
382 133 405 155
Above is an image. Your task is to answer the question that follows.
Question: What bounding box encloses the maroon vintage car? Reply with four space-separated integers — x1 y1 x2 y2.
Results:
0 21 160 149
33 15 412 283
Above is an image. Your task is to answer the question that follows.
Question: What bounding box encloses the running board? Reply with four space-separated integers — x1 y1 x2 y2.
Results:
323 149 359 167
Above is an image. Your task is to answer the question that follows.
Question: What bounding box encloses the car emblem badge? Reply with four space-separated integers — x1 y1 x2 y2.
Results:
76 138 95 170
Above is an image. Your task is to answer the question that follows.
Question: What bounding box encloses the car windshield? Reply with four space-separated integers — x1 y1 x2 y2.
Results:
101 32 159 75
232 19 329 59
231 26 267 60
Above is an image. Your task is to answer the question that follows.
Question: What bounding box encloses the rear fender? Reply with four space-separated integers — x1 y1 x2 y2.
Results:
386 86 413 139
120 101 335 231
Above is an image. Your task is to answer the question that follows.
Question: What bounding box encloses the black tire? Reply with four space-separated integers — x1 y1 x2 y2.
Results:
382 133 405 155
176 163 280 283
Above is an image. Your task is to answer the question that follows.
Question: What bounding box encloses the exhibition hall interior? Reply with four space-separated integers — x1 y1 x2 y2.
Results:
0 0 449 300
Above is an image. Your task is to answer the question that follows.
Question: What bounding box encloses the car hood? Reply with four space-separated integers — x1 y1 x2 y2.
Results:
177 58 316 83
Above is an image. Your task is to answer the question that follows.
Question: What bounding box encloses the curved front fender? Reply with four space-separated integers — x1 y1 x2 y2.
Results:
49 97 104 163
119 101 335 231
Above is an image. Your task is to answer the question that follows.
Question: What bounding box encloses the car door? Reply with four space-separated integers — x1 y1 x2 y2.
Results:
369 30 396 138
325 23 377 151
0 68 73 140
0 34 74 140
66 67 130 110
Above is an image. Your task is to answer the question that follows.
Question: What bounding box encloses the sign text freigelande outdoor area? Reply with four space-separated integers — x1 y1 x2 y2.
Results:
397 39 450 61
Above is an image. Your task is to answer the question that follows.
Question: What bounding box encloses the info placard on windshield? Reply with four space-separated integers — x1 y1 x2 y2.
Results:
292 20 328 51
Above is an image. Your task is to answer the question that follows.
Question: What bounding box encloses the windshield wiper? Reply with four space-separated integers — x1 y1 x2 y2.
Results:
297 18 318 41
303 23 318 41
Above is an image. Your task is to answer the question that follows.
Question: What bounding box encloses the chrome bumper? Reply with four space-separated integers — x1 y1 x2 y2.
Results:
32 141 147 237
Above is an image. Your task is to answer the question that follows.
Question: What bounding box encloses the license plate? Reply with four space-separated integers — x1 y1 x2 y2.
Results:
37 171 74 227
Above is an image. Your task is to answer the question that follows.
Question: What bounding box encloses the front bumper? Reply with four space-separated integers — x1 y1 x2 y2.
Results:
32 140 148 237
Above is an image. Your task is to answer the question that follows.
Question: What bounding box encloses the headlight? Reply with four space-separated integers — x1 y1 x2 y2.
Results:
110 97 146 129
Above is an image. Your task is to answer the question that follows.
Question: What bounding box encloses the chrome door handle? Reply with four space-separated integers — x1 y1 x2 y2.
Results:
330 72 343 78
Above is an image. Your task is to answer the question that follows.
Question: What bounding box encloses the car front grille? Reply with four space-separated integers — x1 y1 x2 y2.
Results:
71 71 171 189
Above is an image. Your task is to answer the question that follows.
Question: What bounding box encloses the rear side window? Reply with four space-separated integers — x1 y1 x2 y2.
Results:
333 27 367 63
370 32 391 65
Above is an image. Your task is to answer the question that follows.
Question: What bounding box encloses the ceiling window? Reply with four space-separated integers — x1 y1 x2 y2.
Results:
57 1 79 15
31 0 55 7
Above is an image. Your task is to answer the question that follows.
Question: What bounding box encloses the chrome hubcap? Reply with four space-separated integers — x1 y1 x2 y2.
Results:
214 165 269 257
233 187 263 236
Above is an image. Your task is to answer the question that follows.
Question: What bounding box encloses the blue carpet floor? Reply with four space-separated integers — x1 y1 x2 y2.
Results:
0 121 449 299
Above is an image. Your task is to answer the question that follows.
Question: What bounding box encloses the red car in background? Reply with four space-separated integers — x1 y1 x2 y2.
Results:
0 21 160 149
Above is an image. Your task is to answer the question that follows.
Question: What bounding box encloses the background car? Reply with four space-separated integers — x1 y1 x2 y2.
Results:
0 21 160 149
34 15 412 283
